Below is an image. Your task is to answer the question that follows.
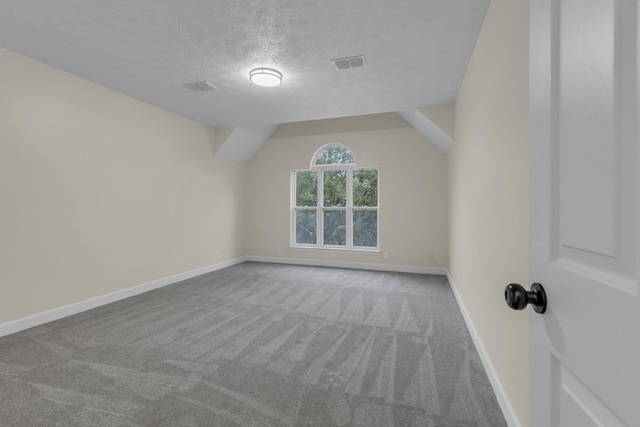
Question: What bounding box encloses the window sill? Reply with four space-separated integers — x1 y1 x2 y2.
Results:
290 245 380 255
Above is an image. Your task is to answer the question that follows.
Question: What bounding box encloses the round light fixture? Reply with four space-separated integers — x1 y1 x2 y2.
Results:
249 68 283 87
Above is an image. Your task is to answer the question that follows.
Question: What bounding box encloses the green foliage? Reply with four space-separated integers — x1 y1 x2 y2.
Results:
295 148 378 247
295 171 317 207
324 170 347 207
353 210 377 247
295 210 317 244
352 168 378 247
315 145 355 165
324 210 346 245
353 169 378 207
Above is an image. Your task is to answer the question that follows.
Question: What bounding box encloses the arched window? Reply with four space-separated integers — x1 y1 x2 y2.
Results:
293 144 379 250
313 144 356 166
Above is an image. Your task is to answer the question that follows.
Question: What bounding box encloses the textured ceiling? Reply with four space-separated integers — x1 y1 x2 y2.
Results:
0 0 490 128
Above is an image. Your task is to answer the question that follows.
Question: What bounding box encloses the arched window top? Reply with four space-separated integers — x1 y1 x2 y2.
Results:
312 144 356 167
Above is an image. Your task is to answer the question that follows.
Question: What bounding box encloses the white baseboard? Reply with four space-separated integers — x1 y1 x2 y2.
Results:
246 255 447 276
0 256 248 338
1 256 519 427
1 255 442 339
446 272 522 427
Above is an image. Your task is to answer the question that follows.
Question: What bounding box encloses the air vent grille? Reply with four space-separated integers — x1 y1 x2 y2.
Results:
331 55 367 70
184 81 217 91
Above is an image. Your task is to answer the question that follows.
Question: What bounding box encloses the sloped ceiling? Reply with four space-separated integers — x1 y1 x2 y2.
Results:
397 109 454 153
0 0 489 130
215 124 280 163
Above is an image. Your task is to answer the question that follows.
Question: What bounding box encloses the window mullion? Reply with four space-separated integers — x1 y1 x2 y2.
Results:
291 172 296 246
318 169 324 247
294 148 377 250
346 167 353 248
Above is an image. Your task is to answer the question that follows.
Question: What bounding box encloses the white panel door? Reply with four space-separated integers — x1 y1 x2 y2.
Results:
530 0 639 426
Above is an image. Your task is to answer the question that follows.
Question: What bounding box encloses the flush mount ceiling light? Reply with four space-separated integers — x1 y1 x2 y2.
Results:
249 68 283 87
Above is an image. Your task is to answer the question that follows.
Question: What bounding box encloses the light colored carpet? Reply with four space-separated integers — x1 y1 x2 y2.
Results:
0 262 507 426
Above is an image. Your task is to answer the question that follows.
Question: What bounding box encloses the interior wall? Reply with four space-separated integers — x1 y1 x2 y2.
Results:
418 105 455 139
448 0 530 425
0 47 246 325
245 113 449 268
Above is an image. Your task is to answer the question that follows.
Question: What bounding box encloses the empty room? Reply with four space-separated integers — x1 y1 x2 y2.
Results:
1 0 637 426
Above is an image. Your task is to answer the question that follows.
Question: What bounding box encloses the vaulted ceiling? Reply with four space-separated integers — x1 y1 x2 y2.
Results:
0 0 490 131
0 1 490 162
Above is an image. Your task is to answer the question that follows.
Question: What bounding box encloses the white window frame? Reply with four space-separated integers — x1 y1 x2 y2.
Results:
291 149 379 253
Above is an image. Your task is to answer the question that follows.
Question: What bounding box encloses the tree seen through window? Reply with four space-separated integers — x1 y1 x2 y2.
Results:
293 145 378 249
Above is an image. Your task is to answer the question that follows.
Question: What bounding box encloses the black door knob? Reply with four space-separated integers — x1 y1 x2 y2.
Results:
504 283 547 313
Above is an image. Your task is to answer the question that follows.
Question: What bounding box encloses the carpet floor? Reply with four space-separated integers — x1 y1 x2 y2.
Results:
0 262 507 426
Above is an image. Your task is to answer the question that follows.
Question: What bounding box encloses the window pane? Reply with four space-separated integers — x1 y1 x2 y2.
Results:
323 210 346 246
324 170 347 207
353 210 378 247
295 210 317 244
296 171 317 207
353 168 378 207
315 145 355 165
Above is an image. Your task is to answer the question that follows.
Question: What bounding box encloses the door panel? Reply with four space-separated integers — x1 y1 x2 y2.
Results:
555 358 628 427
558 0 618 257
530 0 639 426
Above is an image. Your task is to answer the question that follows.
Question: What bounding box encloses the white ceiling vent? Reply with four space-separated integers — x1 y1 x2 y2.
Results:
183 81 217 91
331 55 367 70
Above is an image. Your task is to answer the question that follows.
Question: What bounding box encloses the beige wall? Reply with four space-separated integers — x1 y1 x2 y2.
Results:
0 47 245 324
449 0 530 425
419 105 455 139
1 8 530 422
245 113 449 268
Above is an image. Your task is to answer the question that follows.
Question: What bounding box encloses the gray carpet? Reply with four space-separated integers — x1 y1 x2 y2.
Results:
0 262 507 426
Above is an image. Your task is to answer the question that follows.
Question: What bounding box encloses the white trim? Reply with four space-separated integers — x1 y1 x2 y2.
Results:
246 255 447 275
293 166 379 250
346 168 353 246
318 168 325 243
0 256 248 338
0 256 516 427
446 272 522 427
289 246 380 255
310 143 356 169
